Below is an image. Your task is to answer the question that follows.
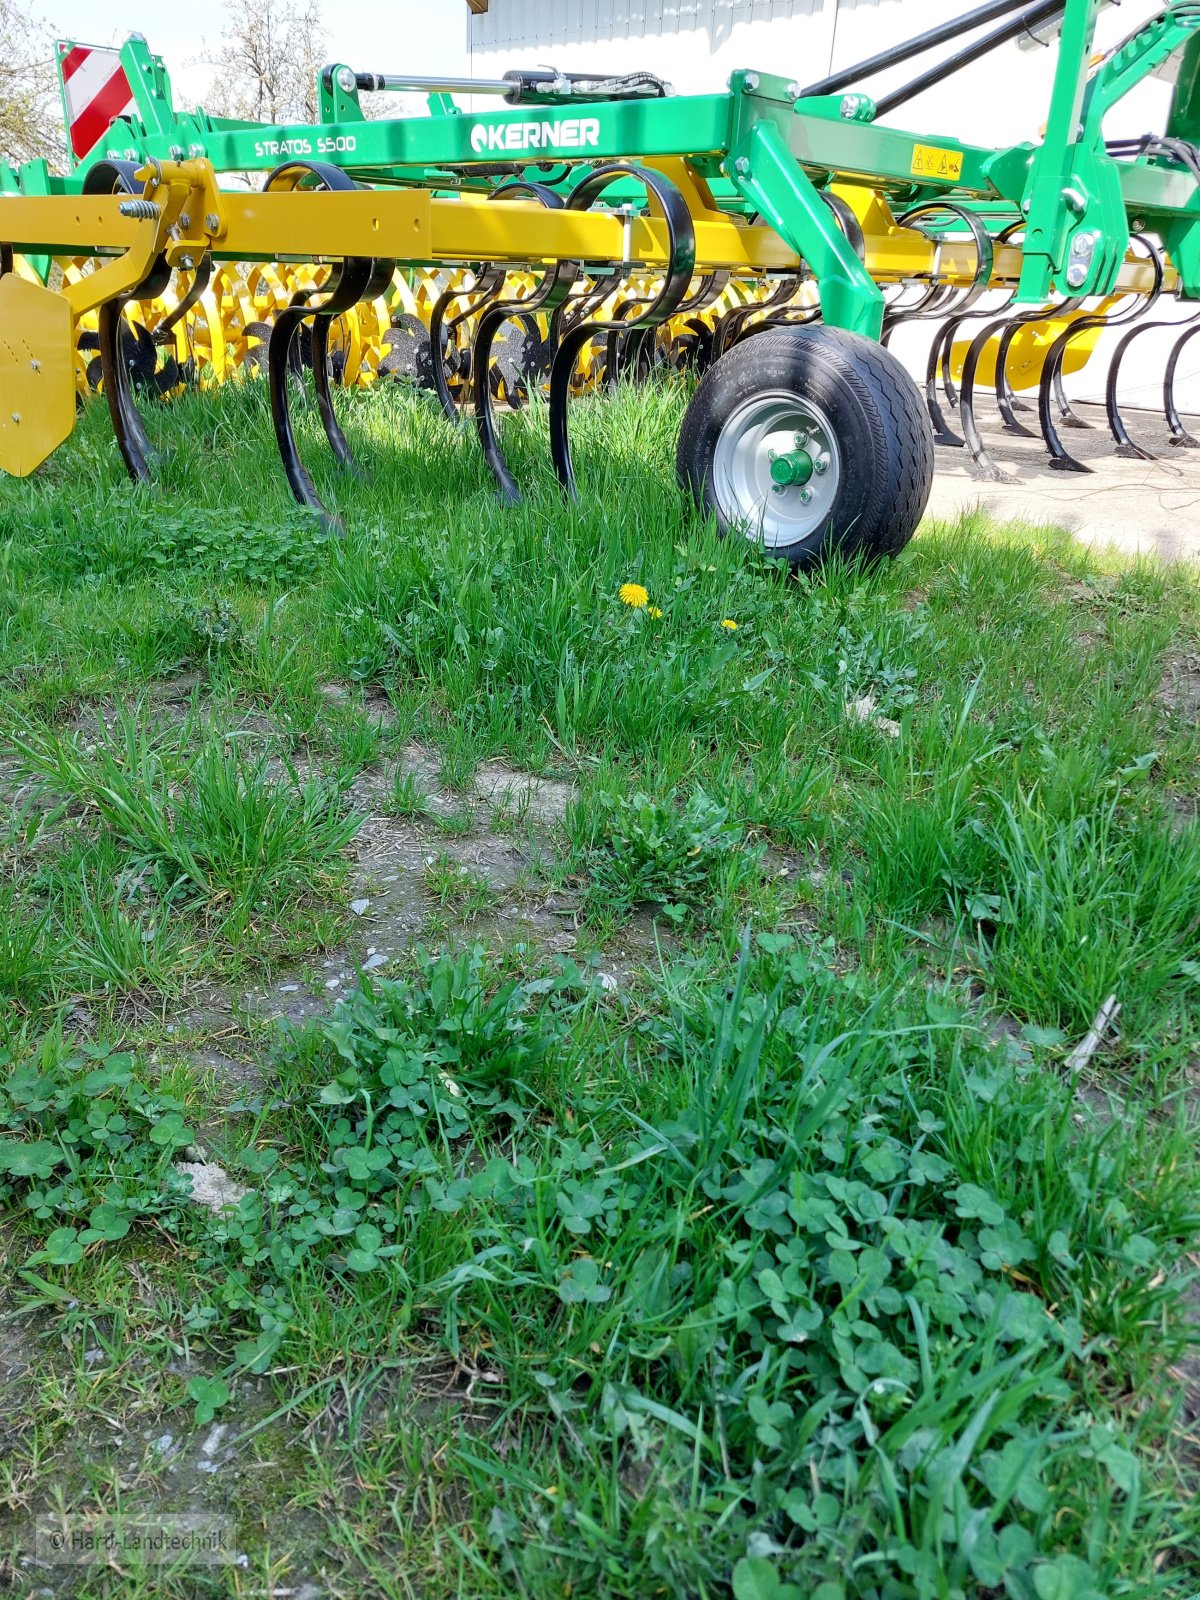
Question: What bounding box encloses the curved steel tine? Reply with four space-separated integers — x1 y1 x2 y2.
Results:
617 268 718 384
992 318 1043 435
471 180 579 504
927 318 973 445
960 292 1087 477
821 192 867 265
888 200 1000 444
153 256 213 390
429 265 506 426
99 252 173 483
1165 320 1200 448
1039 237 1164 471
311 256 396 476
268 256 376 521
715 273 801 356
604 292 655 390
959 315 1019 479
550 165 695 500
1106 317 1171 458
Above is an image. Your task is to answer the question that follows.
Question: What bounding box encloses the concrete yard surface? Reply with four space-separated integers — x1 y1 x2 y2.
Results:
924 401 1200 561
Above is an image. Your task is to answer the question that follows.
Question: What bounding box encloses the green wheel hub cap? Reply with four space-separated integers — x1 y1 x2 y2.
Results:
768 447 815 487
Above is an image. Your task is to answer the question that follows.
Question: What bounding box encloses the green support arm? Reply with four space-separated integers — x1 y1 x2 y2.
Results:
728 118 885 338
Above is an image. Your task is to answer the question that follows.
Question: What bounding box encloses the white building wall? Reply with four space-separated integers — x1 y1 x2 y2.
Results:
465 1 1197 414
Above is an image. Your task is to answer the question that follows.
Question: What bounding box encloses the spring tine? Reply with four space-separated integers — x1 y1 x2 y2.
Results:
311 257 396 475
98 252 173 483
992 319 1041 435
889 201 1001 440
268 256 377 522
959 314 1021 479
1105 319 1167 458
925 319 972 445
1040 238 1164 470
475 259 579 504
550 165 695 500
470 181 578 502
1165 320 1200 448
429 266 506 424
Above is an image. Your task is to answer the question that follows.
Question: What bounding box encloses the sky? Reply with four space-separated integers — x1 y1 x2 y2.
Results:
39 1 471 105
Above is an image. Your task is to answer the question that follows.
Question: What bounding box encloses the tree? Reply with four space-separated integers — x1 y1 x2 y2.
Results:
0 0 65 169
203 0 327 125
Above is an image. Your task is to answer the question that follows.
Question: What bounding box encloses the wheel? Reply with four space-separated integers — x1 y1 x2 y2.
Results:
676 325 933 568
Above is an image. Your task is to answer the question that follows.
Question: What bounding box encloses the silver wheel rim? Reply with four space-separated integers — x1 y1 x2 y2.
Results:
711 389 842 549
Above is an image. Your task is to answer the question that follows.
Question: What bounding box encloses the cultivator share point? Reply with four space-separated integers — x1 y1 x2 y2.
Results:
2 0 1199 565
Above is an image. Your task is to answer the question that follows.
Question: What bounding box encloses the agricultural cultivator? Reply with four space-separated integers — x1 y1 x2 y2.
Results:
2 0 1200 566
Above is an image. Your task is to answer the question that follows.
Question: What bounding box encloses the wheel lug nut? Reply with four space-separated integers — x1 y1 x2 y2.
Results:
799 488 813 504
814 457 829 474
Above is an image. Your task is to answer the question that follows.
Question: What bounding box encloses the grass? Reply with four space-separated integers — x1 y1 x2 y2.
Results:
0 372 1198 1599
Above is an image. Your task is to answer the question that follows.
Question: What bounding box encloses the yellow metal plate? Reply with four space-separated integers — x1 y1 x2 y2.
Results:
910 144 964 183
0 275 77 478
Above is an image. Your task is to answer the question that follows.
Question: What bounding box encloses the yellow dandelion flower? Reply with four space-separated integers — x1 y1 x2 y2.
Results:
721 619 739 631
619 583 649 609
647 605 663 619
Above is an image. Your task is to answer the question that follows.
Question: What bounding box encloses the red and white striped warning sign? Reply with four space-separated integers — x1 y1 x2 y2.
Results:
56 42 138 162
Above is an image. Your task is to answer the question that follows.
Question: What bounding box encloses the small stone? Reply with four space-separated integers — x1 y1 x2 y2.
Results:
548 933 577 953
151 1433 174 1456
279 983 299 994
200 1424 227 1457
362 953 388 971
83 1347 103 1366
325 978 340 990
174 1162 251 1213
350 898 371 916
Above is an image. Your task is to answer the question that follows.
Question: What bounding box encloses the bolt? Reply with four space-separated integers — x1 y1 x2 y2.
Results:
29 359 40 372
1061 186 1087 216
337 65 357 94
734 156 749 175
841 95 857 118
10 412 19 423
794 430 808 446
772 483 785 495
744 73 760 92
178 213 191 229
799 487 813 504
188 143 205 158
813 455 829 475
169 145 185 160
767 448 777 460
179 254 195 271
1065 262 1088 288
204 212 219 232
786 81 801 101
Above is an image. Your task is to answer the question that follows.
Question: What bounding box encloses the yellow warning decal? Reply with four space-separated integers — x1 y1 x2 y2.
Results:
910 144 965 182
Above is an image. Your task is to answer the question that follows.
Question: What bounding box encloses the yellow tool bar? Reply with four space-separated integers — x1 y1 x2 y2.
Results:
0 188 1174 293
1 190 797 272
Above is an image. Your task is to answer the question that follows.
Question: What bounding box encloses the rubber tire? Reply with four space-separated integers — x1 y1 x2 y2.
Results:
677 325 934 569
